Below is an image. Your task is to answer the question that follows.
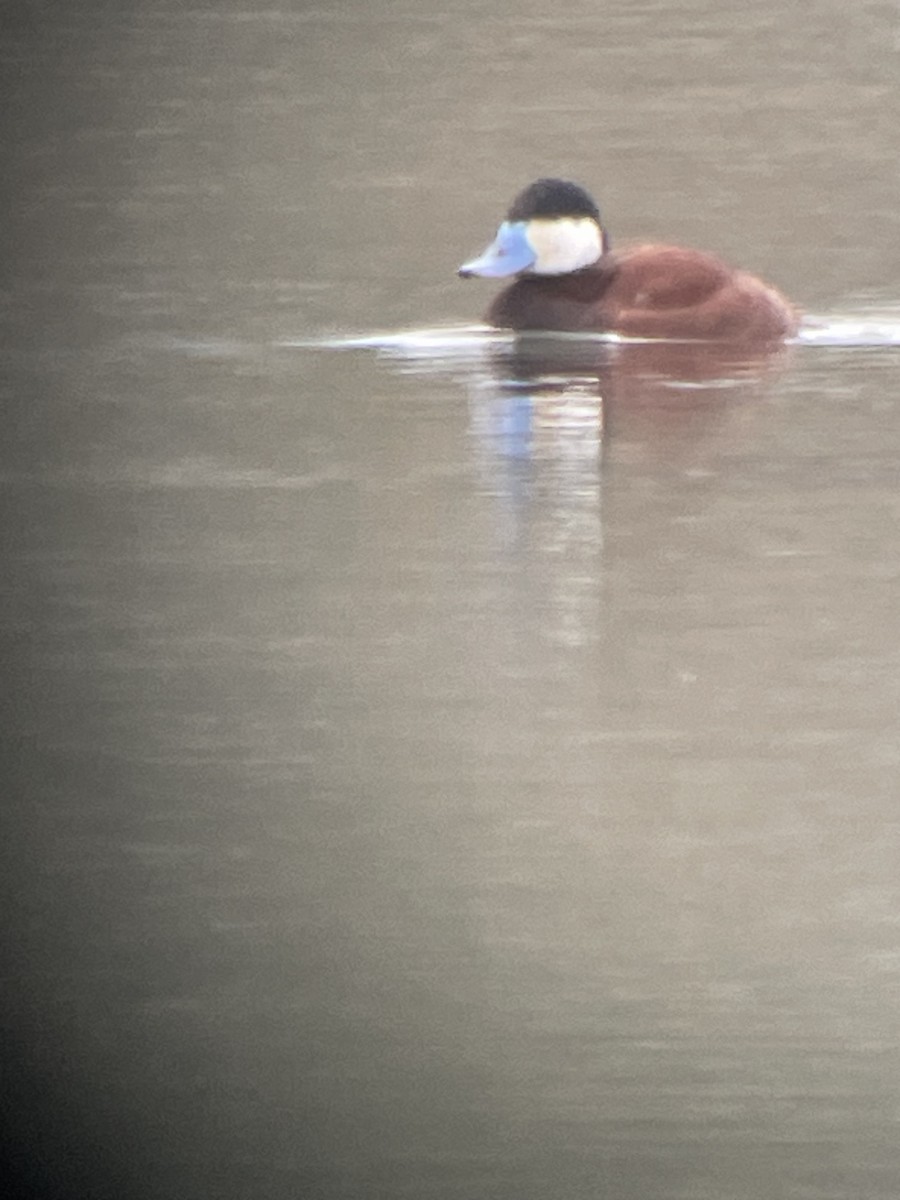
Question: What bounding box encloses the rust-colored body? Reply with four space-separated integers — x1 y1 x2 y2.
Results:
486 244 798 342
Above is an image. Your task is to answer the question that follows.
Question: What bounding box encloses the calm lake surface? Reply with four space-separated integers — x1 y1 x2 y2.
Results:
3 3 900 1198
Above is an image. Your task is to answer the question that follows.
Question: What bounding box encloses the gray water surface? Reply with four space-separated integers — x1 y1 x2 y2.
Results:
3 3 900 1199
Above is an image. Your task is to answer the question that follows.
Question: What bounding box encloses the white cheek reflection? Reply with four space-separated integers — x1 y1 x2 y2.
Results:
469 375 605 649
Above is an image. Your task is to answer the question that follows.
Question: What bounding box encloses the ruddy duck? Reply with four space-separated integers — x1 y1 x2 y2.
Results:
459 178 798 342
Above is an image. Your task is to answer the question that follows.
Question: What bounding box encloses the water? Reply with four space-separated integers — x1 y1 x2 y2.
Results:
3 3 900 1199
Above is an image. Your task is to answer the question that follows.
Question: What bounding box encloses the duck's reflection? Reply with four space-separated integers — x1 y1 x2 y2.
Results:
471 333 789 468
468 335 790 647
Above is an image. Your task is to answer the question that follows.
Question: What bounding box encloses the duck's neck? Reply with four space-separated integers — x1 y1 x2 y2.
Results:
540 252 617 299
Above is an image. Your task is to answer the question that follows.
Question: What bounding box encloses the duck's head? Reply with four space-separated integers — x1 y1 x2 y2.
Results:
458 178 609 279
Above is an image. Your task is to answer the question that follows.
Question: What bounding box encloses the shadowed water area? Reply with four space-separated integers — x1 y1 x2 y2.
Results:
3 3 900 1199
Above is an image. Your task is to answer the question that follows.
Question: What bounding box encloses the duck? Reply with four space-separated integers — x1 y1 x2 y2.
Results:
458 178 798 342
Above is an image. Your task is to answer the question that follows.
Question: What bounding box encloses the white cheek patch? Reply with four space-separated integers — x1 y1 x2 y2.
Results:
527 218 604 275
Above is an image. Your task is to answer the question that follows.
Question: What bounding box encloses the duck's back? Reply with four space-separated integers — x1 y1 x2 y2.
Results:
486 244 798 342
605 245 798 341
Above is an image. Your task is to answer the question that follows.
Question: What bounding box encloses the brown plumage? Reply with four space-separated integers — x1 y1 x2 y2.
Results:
487 244 798 341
